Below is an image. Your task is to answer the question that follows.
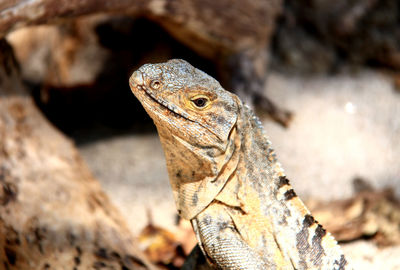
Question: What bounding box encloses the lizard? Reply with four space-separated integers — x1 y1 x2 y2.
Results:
129 59 350 269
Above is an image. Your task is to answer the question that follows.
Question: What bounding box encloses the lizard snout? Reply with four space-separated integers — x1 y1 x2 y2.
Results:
130 71 144 87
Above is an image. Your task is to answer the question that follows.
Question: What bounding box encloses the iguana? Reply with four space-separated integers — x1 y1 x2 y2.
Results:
129 59 350 269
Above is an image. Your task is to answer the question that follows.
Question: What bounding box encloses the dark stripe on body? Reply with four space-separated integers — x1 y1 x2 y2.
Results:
284 189 297 200
303 214 315 227
296 215 311 267
334 254 347 270
315 224 326 238
310 224 326 266
278 176 290 188
296 214 329 267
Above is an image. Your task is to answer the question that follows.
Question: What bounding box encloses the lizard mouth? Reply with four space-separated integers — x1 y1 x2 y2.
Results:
129 73 194 123
142 86 190 120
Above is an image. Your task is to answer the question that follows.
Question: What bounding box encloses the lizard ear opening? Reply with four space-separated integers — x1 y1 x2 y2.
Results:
232 94 245 111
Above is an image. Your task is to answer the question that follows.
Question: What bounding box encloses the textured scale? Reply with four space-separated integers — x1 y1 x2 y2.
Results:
129 59 351 269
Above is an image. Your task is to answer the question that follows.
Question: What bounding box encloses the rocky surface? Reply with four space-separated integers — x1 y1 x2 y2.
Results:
0 39 153 270
273 0 400 73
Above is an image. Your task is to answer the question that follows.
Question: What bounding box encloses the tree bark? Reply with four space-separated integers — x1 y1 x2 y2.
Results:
0 39 155 270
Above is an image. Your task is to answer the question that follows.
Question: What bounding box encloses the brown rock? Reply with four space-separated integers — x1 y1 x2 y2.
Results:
0 39 155 270
273 0 400 72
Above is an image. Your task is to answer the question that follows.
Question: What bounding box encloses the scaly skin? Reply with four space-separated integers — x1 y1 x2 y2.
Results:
129 59 351 269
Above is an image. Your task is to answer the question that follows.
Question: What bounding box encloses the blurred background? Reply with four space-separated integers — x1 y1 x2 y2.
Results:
2 0 400 269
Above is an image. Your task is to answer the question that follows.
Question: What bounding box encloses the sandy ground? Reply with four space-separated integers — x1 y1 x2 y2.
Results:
78 69 400 269
263 70 400 200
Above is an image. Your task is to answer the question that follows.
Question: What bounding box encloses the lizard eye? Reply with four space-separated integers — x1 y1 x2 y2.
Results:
190 95 210 109
150 80 161 90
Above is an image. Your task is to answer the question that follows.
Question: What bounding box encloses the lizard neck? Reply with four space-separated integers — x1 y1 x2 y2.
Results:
233 104 347 268
236 104 287 200
236 104 313 228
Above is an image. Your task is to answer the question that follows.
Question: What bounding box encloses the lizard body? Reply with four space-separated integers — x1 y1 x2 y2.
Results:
129 59 350 269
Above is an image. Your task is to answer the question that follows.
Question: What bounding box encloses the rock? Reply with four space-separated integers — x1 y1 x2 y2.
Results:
273 0 400 72
0 39 154 270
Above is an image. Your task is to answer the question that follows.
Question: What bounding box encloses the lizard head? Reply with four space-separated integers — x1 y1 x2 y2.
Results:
129 59 238 148
130 59 241 219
